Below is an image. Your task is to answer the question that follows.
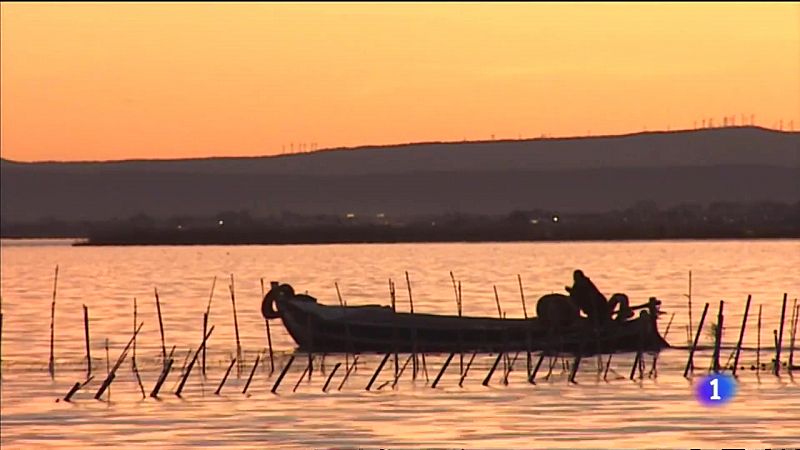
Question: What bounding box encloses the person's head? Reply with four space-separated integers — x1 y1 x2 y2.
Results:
573 269 585 281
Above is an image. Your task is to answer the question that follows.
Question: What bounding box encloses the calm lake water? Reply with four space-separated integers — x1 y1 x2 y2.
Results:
1 239 799 448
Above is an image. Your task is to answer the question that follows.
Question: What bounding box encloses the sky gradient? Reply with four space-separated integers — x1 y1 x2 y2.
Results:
1 2 798 162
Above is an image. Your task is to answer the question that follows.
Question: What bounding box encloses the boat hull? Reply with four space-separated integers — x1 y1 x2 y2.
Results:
265 285 669 355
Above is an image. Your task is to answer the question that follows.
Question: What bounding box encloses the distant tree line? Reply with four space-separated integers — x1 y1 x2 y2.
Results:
1 200 798 244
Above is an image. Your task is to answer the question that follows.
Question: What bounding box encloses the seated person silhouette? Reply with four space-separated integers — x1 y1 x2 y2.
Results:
565 269 611 325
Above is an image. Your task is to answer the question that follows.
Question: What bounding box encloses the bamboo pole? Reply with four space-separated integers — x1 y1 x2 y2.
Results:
154 287 167 368
687 270 693 348
322 362 342 392
731 295 752 376
202 276 216 376
775 293 788 375
260 279 275 374
602 354 613 381
757 305 762 374
448 272 464 377
95 323 144 399
229 274 242 376
103 338 110 399
215 357 237 395
518 274 533 378
712 300 724 373
132 297 138 371
683 302 710 378
337 355 358 391
242 355 260 394
389 279 398 378
334 281 351 372
151 359 175 398
459 352 477 387
392 354 413 389
271 355 295 394
132 359 145 399
482 352 504 386
431 353 455 388
83 305 91 377
405 271 418 379
366 353 392 391
175 325 215 397
788 301 798 371
48 265 59 378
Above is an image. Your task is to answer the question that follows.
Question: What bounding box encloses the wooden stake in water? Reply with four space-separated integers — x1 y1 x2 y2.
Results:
83 304 91 377
104 338 110 399
405 271 418 379
482 352 504 386
132 297 138 370
788 301 798 371
686 270 693 347
229 274 242 376
215 357 237 395
202 276 216 376
366 353 392 391
731 295 752 376
175 325 215 397
242 355 260 395
260 278 275 373
683 302 710 378
322 362 342 392
757 304 762 374
271 355 295 394
775 293 788 375
154 287 167 368
493 285 503 318
712 300 725 373
338 355 359 391
95 323 144 400
431 353 455 389
151 359 175 398
49 265 59 378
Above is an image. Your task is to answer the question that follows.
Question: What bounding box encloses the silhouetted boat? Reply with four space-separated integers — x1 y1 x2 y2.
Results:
261 282 670 355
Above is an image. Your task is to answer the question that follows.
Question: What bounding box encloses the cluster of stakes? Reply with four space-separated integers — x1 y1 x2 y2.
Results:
0 268 797 403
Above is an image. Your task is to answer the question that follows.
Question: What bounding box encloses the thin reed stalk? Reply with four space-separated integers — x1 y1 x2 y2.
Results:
732 295 752 376
83 305 91 377
154 287 167 368
229 274 242 376
775 293 787 375
683 302 710 378
49 265 59 378
175 325 215 397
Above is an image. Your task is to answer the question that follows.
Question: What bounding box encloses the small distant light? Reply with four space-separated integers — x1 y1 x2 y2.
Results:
218 220 224 226
552 215 559 223
177 224 183 230
530 219 539 225
431 221 437 226
376 213 385 219
346 213 355 219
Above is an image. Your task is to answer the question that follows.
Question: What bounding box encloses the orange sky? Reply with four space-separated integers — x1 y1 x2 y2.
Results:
1 2 798 162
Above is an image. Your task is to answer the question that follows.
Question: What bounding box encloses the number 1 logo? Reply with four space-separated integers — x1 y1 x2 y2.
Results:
695 374 736 406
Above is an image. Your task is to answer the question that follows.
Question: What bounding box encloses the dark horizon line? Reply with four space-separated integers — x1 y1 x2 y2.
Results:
2 125 796 166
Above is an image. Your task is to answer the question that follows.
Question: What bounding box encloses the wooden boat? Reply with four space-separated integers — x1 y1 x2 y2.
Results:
261 282 670 355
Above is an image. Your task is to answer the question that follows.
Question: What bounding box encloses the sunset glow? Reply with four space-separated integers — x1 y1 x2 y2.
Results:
1 2 798 161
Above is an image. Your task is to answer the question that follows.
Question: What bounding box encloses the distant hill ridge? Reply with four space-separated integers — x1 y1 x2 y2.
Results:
2 127 798 175
2 127 799 222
